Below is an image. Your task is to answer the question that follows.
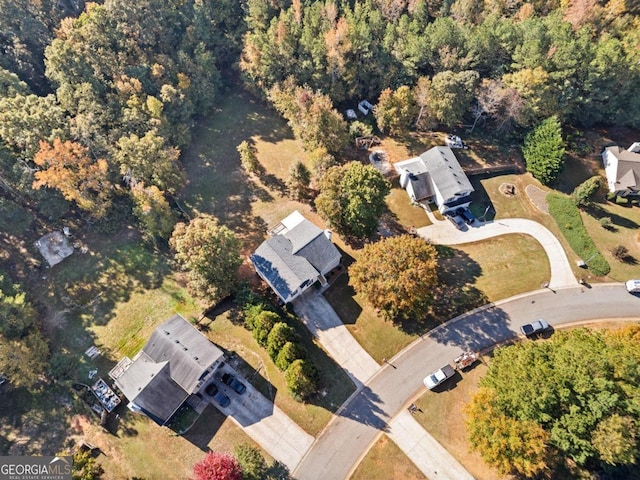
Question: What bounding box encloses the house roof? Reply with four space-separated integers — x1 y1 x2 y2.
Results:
606 146 640 189
114 314 224 424
395 157 434 200
251 211 341 301
419 146 473 200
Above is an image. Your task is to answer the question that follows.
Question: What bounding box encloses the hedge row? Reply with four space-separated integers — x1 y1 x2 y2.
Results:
244 304 318 401
547 193 610 276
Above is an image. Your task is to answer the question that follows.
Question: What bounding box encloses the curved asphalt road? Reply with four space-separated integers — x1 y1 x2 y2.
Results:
293 284 640 480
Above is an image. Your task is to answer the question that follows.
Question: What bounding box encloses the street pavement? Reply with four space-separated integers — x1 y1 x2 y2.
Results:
416 216 578 289
293 284 640 479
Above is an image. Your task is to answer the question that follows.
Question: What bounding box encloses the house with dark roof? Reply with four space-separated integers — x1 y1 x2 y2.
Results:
602 143 640 197
250 211 341 303
394 146 474 213
109 314 224 426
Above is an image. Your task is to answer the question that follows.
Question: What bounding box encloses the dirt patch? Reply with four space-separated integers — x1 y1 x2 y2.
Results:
525 185 549 214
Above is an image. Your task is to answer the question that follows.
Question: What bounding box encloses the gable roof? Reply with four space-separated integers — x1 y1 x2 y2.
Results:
251 236 319 301
396 157 434 200
113 314 224 425
419 146 473 200
606 146 640 190
250 211 341 301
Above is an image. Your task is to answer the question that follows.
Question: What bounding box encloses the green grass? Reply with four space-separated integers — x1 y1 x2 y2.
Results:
581 201 640 281
448 235 550 302
547 193 610 276
350 434 426 480
385 187 431 229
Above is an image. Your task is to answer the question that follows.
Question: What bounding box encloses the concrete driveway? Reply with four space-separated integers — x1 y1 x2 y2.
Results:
416 216 578 289
205 364 313 470
292 290 379 386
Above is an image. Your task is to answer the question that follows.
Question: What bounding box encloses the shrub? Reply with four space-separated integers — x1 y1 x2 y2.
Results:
599 217 613 229
285 359 318 401
266 322 297 361
252 311 280 347
572 176 601 207
237 140 259 174
234 444 266 480
275 341 307 371
611 245 629 261
547 193 610 276
348 120 373 139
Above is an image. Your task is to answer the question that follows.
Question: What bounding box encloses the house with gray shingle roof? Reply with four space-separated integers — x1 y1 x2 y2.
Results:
602 143 640 197
394 146 474 213
109 314 224 426
250 211 341 303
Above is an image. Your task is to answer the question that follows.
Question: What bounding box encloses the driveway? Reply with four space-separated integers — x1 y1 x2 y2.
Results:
292 290 379 386
416 216 578 288
294 284 640 479
205 364 313 470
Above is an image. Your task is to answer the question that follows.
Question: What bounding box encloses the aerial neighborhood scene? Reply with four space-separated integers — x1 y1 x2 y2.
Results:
2 0 640 479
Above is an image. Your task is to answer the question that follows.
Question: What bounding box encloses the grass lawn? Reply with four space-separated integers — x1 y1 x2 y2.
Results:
580 201 640 282
448 234 550 302
411 361 510 480
385 187 431 229
350 434 426 480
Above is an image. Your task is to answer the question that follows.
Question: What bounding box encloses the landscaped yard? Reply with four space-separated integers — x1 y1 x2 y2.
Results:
350 434 426 480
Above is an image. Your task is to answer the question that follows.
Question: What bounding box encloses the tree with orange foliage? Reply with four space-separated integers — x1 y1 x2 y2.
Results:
32 139 112 217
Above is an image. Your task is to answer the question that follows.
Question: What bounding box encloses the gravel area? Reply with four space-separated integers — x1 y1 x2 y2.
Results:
525 184 549 213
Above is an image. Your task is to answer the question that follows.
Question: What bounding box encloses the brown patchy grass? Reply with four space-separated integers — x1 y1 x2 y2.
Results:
350 434 427 480
386 187 432 229
412 361 513 480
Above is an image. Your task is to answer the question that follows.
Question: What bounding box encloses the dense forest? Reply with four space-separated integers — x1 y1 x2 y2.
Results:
0 0 639 415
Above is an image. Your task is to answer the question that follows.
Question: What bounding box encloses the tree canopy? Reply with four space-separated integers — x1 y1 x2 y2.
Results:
348 235 439 321
315 162 390 240
522 116 565 185
466 326 640 475
192 452 243 480
169 215 242 304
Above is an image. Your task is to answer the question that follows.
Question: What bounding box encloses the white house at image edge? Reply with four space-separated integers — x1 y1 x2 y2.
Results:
250 211 342 303
394 145 474 213
602 143 640 197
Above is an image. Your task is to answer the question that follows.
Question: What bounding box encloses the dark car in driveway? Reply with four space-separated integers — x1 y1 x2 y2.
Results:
456 207 475 224
205 382 230 407
520 319 550 337
220 372 246 395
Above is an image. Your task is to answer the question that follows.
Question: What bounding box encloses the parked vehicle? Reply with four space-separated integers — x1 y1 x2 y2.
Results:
423 364 456 390
205 382 230 407
456 207 475 224
220 372 246 395
445 213 466 230
625 279 640 293
520 319 550 337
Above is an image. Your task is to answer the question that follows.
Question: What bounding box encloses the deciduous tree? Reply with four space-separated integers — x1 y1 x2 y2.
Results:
192 452 243 480
348 235 438 320
315 162 390 239
170 215 242 304
467 327 640 470
286 161 311 201
131 183 176 241
374 86 417 135
32 139 112 217
429 70 479 126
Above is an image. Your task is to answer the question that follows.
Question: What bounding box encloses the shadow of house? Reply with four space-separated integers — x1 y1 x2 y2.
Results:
250 211 342 304
395 146 475 214
109 314 225 427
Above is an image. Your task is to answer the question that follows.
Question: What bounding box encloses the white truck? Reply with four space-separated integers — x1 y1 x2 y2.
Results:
423 364 456 390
